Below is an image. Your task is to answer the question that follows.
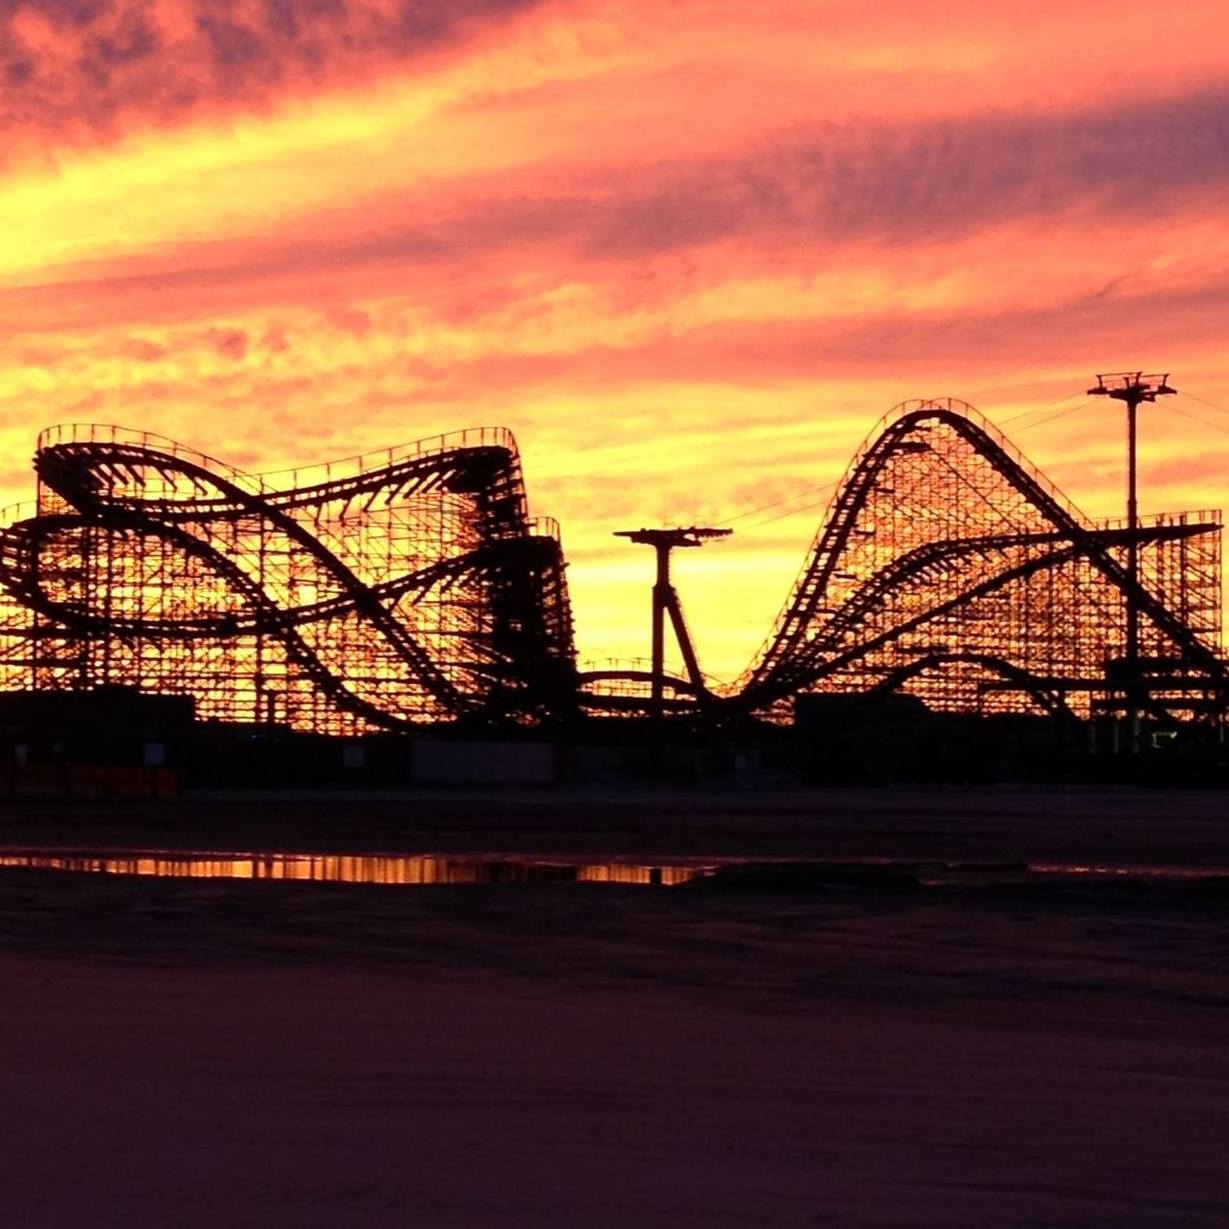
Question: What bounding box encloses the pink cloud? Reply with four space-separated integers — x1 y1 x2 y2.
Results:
0 0 551 163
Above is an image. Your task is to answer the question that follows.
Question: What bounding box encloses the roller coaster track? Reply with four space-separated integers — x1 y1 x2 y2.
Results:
0 425 574 730
748 522 1217 706
0 512 465 732
0 399 1222 731
36 440 526 527
735 400 1226 717
867 653 1077 719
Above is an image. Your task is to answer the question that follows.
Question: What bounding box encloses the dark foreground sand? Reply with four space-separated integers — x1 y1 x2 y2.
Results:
2 786 1228 1228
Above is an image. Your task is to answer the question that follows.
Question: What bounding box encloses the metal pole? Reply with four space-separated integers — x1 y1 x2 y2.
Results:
614 525 732 733
1086 373 1177 756
1126 391 1140 755
651 543 668 726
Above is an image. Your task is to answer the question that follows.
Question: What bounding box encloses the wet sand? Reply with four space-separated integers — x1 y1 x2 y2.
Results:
2 782 1228 865
1 786 1228 1227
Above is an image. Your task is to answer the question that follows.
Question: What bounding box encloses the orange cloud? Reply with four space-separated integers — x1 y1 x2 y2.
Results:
3 0 1229 679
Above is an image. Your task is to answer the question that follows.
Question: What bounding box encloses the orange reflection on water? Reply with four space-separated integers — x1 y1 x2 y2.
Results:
576 864 695 886
0 852 705 887
1027 863 1229 881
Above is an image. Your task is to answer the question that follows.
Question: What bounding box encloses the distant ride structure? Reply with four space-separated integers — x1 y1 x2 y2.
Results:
730 397 1224 730
602 526 731 724
0 391 1223 739
0 424 575 733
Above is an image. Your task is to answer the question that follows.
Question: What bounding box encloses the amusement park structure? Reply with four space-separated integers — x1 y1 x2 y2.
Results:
0 424 575 734
0 392 1223 741
612 526 730 724
724 396 1223 728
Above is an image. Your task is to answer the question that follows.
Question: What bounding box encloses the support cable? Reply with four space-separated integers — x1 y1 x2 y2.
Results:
1169 403 1229 437
996 390 1088 430
997 398 1096 437
717 479 839 529
1183 392 1229 421
736 488 840 533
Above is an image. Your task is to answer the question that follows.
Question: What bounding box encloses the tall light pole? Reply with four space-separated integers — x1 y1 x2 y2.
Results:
1086 371 1177 752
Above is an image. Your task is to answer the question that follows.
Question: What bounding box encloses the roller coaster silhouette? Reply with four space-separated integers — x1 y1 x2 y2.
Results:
0 399 1223 735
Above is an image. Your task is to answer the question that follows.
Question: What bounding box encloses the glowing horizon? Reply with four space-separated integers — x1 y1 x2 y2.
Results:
4 0 1229 681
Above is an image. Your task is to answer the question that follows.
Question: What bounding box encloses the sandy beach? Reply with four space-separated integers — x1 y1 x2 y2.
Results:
2 786 1228 1227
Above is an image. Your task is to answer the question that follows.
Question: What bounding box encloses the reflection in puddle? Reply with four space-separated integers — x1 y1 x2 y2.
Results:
0 851 705 887
1027 862 1229 882
0 852 1225 890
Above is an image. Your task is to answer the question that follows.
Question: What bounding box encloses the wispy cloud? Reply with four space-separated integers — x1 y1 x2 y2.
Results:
1 0 547 160
3 0 1229 674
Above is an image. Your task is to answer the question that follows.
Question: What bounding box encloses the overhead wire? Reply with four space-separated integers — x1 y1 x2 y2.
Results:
996 390 1086 430
1008 400 1090 436
716 478 839 529
737 491 838 533
720 395 1088 535
714 382 1221 537
1181 391 1229 422
1168 403 1229 437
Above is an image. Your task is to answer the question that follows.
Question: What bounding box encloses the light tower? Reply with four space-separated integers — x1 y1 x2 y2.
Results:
614 526 731 724
1086 371 1177 751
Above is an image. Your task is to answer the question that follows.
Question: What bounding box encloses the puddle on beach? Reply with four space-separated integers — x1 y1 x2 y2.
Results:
1 851 1227 889
0 851 706 887
1029 863 1229 880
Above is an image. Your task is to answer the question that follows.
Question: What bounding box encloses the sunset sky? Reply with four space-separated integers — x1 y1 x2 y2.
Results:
3 0 1229 681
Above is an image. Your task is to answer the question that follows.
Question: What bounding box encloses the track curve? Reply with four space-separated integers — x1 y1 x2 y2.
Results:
0 425 575 730
732 399 1225 718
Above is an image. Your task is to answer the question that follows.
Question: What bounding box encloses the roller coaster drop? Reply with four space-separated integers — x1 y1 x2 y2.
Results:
732 398 1224 725
0 399 1222 734
0 425 575 732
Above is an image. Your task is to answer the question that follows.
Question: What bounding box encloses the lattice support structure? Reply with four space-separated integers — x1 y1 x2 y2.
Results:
0 402 1223 734
0 425 576 733
734 400 1226 724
